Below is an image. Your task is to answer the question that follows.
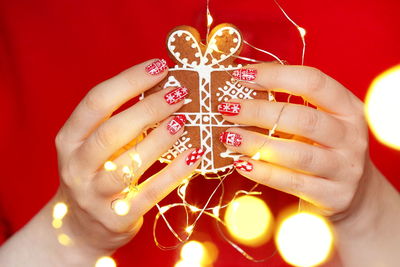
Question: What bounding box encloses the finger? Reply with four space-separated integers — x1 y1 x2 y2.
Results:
220 128 341 178
219 99 346 147
94 115 187 196
59 59 168 146
75 86 188 171
234 63 363 116
133 148 204 216
233 157 336 209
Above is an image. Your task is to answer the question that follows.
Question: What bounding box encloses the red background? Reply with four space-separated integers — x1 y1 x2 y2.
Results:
0 0 399 266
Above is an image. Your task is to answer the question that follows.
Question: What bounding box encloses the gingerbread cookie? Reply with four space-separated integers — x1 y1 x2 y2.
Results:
145 23 272 175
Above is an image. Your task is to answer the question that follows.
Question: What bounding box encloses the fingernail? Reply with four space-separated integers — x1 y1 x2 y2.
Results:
232 68 257 81
218 102 241 116
164 87 189 105
219 131 242 147
145 59 168 75
167 115 186 135
186 148 205 166
234 160 253 172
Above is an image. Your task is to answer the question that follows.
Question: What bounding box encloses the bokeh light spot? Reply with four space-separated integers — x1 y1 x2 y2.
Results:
95 256 116 267
365 65 400 150
113 199 130 216
53 202 68 220
275 212 333 267
180 240 206 264
224 195 273 246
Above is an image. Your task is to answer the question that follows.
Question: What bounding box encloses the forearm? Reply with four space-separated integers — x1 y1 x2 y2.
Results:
0 193 109 267
333 162 400 267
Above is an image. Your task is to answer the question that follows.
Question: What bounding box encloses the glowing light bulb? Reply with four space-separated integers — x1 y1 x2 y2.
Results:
189 206 200 212
207 10 213 27
185 225 194 234
251 152 261 160
131 153 142 167
275 212 333 267
224 196 273 246
57 233 72 246
180 240 206 264
52 219 63 229
113 199 130 216
365 65 400 150
104 161 117 171
53 202 68 220
159 205 170 214
95 256 117 267
212 206 220 217
298 27 306 38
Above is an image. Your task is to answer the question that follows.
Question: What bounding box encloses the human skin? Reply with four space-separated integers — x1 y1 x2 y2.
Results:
0 59 203 267
222 63 400 266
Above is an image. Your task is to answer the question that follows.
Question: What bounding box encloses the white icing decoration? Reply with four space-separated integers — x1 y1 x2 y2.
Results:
233 38 238 43
185 36 190 41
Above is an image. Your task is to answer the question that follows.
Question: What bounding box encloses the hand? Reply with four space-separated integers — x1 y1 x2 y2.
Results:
54 59 202 255
220 63 369 219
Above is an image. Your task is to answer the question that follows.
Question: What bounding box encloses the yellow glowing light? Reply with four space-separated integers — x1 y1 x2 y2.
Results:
95 256 117 267
185 225 194 234
251 152 261 160
212 206 220 217
57 233 72 246
53 202 68 220
275 212 333 267
113 199 130 216
52 219 63 229
174 260 201 267
224 196 273 246
104 161 117 171
122 165 131 175
365 65 400 150
180 240 206 264
298 27 306 38
189 206 201 212
131 153 142 167
207 12 213 27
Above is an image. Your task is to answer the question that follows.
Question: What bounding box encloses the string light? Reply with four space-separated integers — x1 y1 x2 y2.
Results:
57 233 72 246
53 202 68 220
113 199 130 216
104 161 117 171
275 212 333 267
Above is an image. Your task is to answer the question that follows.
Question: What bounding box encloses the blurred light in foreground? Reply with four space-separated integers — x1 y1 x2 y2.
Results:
53 202 68 220
95 256 116 267
104 161 117 171
180 240 205 263
113 199 130 216
224 195 273 246
52 219 63 229
276 212 333 267
174 260 201 267
365 65 400 150
57 233 72 246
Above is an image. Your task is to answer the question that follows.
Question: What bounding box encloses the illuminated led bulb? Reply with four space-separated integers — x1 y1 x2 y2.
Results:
53 202 68 220
189 206 200 212
365 65 400 150
298 27 306 38
207 12 213 27
95 256 116 267
275 212 333 267
180 240 205 264
224 196 273 246
52 219 63 229
113 199 130 216
104 161 117 171
57 233 72 246
159 205 170 214
131 153 142 167
212 206 220 217
251 152 261 160
185 225 194 234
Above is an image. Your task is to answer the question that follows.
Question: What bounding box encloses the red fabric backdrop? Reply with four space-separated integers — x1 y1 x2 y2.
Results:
0 0 399 266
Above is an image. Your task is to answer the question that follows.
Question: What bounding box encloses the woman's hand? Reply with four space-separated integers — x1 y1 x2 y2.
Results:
55 59 203 253
0 59 204 267
220 63 400 265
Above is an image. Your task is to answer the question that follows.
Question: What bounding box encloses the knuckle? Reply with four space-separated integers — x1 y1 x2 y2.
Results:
94 124 114 150
141 98 160 119
293 149 315 169
305 67 326 93
289 173 305 196
298 109 320 136
84 89 106 113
